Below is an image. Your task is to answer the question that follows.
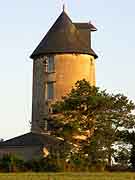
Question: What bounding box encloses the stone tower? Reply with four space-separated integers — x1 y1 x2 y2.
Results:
30 9 98 133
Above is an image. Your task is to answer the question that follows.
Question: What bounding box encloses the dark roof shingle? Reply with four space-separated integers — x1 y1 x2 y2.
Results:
30 11 97 59
74 22 97 31
0 132 62 147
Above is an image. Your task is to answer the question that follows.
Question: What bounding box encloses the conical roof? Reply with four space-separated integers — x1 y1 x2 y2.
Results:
30 11 97 59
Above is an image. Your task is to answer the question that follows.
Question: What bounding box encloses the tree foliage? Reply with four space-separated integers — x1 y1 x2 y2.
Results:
52 79 135 167
119 130 135 169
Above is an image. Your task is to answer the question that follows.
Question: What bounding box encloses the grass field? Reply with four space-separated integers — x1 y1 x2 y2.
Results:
0 173 135 180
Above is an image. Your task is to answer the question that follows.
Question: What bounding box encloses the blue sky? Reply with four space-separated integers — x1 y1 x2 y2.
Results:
0 0 135 140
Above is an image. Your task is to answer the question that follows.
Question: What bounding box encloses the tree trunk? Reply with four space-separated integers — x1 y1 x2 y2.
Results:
108 146 112 167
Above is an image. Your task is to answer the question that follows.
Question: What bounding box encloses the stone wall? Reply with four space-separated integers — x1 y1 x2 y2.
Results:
54 54 95 100
0 146 43 160
31 53 96 133
31 58 47 132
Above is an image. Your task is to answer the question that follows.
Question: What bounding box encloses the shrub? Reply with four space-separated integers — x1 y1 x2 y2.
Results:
0 154 24 172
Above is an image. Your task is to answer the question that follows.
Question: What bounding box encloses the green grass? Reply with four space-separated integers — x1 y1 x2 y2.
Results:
0 172 135 180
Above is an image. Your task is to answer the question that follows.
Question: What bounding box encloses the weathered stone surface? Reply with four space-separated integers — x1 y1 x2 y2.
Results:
31 54 96 133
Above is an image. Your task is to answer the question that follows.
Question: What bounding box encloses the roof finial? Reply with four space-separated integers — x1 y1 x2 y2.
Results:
88 20 91 25
63 3 66 12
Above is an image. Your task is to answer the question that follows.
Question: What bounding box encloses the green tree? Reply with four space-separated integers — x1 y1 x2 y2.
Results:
119 130 135 169
0 154 24 172
114 146 130 167
52 79 135 167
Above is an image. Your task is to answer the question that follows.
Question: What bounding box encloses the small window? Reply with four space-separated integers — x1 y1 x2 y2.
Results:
48 56 54 72
90 58 93 65
47 82 54 99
